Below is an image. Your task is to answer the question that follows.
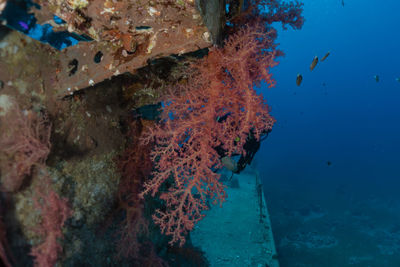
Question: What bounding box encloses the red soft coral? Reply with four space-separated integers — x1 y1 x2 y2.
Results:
230 0 304 31
262 0 305 30
30 176 72 267
0 102 51 192
140 23 277 246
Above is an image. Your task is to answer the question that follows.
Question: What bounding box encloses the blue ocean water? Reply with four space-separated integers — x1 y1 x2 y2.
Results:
257 0 400 265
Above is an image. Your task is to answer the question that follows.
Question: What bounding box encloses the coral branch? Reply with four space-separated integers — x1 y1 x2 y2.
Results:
230 0 304 30
30 175 72 267
0 101 51 192
262 0 305 30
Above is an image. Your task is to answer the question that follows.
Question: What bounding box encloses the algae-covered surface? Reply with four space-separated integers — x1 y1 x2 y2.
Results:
191 167 279 267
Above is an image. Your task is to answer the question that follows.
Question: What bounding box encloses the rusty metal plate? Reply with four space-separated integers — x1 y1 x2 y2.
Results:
6 0 212 96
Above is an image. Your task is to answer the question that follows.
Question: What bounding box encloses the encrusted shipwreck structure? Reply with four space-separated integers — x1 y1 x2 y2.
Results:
0 0 304 265
1 0 223 97
0 0 226 265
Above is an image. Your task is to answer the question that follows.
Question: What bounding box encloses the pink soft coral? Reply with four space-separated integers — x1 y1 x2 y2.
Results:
140 23 277 246
0 102 51 192
30 176 72 267
261 0 304 30
230 0 304 30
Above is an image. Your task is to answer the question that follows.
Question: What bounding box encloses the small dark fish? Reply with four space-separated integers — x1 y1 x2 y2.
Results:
396 77 400 83
326 161 332 166
310 56 318 71
296 73 303 86
341 0 345 7
321 51 330 62
374 75 379 82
